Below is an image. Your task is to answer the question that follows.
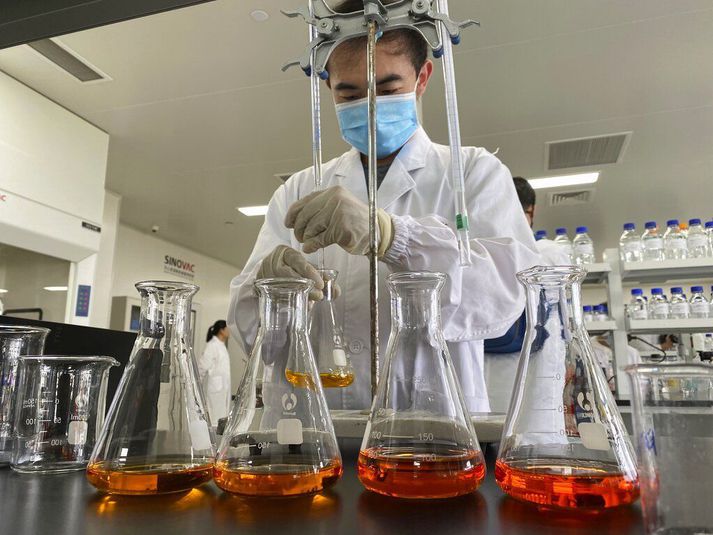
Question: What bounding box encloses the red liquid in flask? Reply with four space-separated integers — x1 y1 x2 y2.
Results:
495 459 639 509
358 446 486 499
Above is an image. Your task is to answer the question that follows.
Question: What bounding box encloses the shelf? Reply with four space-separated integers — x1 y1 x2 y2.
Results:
627 318 713 334
586 320 617 333
582 262 611 284
622 258 713 283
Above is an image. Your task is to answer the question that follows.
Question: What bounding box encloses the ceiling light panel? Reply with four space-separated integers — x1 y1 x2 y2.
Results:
528 172 600 190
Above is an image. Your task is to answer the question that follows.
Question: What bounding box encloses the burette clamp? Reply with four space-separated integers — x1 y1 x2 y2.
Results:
281 0 479 79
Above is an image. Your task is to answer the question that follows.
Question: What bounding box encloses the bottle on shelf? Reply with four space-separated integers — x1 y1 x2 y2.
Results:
572 226 596 265
705 221 713 256
554 228 573 262
663 219 688 260
704 334 713 353
583 305 594 323
649 288 669 320
628 289 648 320
687 219 709 258
619 223 642 262
690 286 710 319
534 230 547 241
593 304 608 321
669 287 690 319
641 221 665 262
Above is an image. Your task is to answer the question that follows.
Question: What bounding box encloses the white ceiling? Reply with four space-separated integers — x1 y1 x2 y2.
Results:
1 0 712 266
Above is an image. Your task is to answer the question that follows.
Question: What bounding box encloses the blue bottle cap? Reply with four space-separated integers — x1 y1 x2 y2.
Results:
534 230 547 240
555 227 567 235
651 288 663 295
623 223 636 231
645 221 657 229
631 288 643 296
576 226 588 234
583 305 593 312
667 219 679 227
706 221 713 229
691 286 704 293
671 287 683 294
689 218 702 226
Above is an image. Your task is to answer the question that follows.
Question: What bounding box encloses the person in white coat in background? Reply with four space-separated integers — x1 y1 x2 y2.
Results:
198 320 232 424
229 0 540 412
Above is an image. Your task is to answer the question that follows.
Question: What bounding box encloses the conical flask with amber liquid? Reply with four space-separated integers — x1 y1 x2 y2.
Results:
214 278 342 497
87 281 215 495
358 271 485 499
496 266 639 510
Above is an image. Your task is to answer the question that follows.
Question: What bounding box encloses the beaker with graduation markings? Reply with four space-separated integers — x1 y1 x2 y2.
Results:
358 271 485 499
214 278 342 497
496 266 639 510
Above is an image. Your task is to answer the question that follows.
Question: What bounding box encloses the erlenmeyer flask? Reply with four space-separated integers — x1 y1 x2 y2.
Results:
214 278 342 497
306 268 353 388
0 326 50 465
496 266 639 510
87 281 215 494
358 272 485 499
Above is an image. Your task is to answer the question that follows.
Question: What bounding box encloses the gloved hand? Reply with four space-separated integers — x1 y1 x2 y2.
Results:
284 185 394 257
257 245 325 301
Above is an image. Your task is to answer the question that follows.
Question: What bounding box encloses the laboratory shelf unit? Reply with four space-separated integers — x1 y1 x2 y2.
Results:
627 318 713 334
622 257 713 283
582 262 612 284
586 320 618 333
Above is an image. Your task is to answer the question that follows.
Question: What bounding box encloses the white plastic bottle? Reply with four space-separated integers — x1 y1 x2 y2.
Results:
534 230 547 241
572 226 595 265
553 228 573 262
641 221 665 262
593 304 608 321
690 286 710 319
628 288 648 320
706 221 713 256
583 305 594 323
687 219 709 258
619 222 642 262
649 288 669 320
664 219 688 260
670 287 690 319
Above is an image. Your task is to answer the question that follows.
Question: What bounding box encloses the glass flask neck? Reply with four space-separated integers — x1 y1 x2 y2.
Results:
316 269 338 301
136 281 197 339
519 266 586 334
256 279 312 333
389 273 445 330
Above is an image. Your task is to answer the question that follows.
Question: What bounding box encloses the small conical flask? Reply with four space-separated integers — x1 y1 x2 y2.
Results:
214 278 342 497
358 272 485 499
496 266 639 510
306 268 353 388
87 281 215 495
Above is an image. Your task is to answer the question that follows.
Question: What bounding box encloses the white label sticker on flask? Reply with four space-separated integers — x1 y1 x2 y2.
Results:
332 349 347 367
692 303 709 315
575 243 594 255
669 240 687 250
67 421 88 445
189 420 213 451
578 422 610 451
644 238 663 250
671 303 690 316
632 308 648 320
277 419 303 445
689 235 708 248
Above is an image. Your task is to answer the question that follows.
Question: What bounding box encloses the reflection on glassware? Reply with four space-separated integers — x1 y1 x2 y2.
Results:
215 278 342 497
627 364 713 534
496 266 639 510
87 281 215 495
358 271 484 499
11 355 118 473
0 325 49 465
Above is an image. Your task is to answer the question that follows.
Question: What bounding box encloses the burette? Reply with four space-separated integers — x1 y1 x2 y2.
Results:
282 0 478 398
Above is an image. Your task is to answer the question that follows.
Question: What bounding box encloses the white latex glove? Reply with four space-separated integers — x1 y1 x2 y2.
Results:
284 185 394 256
257 245 324 301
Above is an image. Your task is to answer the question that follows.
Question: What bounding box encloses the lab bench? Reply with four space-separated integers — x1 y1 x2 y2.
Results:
0 440 644 535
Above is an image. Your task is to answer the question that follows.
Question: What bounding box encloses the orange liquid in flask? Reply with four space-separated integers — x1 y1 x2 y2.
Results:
213 460 343 497
86 461 213 495
285 369 354 389
358 446 485 499
495 459 640 509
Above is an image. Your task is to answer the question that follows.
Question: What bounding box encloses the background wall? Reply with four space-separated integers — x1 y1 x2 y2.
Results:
111 224 248 387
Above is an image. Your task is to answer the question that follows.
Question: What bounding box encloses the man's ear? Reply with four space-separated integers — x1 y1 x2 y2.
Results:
416 59 434 98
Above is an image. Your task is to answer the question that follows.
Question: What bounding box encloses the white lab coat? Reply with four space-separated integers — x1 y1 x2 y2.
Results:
229 127 539 411
198 337 232 424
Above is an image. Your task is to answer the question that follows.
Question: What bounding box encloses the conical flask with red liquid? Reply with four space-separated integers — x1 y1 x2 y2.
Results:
496 266 639 510
358 271 485 499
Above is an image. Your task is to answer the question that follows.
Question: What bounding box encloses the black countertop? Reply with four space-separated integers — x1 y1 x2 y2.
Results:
0 441 644 535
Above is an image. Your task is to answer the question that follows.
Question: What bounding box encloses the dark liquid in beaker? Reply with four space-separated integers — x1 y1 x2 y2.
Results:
495 459 639 509
214 459 342 496
86 460 213 495
284 369 354 389
357 445 485 499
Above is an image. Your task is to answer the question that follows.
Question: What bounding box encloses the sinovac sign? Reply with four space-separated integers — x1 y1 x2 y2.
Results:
164 255 196 279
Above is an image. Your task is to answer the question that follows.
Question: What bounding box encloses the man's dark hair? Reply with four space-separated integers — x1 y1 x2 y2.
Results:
513 176 536 210
330 0 429 74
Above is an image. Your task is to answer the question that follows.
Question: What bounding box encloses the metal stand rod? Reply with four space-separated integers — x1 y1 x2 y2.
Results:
367 20 379 399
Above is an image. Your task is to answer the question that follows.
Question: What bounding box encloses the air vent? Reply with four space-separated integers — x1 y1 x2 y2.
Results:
27 39 108 83
546 133 631 170
548 189 594 207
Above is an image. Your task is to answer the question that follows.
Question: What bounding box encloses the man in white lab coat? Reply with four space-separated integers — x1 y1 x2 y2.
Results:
228 4 539 412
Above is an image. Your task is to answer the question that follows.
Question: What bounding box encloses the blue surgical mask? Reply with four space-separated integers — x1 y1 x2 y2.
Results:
335 91 419 158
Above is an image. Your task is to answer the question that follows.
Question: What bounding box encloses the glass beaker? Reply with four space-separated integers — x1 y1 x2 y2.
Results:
627 364 713 534
358 272 485 499
214 278 342 497
496 266 639 510
0 325 50 465
306 268 353 388
11 355 118 473
87 281 215 495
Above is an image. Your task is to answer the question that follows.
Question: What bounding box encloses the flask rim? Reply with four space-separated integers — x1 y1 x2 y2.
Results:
18 355 119 366
254 277 314 293
517 265 586 285
387 271 446 286
0 325 51 336
625 363 713 378
135 280 199 294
